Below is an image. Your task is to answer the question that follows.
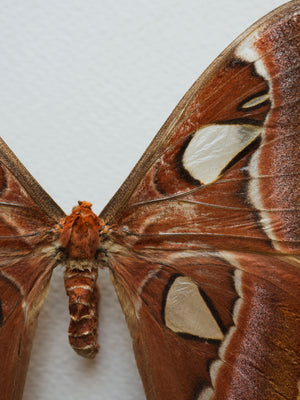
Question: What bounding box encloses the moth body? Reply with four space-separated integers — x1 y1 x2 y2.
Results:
59 201 105 358
64 266 100 358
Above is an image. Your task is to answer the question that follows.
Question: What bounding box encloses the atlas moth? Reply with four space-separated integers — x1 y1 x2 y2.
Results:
0 1 299 399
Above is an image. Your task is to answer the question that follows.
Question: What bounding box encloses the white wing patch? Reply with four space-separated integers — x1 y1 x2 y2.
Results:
197 386 214 400
165 276 224 340
182 124 262 184
235 27 278 249
241 93 270 109
235 29 271 83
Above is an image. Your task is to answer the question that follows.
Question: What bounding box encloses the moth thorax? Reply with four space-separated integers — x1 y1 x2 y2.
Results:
64 266 100 358
59 201 105 260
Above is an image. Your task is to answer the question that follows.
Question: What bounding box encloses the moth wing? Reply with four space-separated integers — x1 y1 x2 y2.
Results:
101 2 300 400
110 252 300 400
0 138 65 400
101 0 300 255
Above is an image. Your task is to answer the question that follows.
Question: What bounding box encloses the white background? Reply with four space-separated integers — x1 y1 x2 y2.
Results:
0 1 288 399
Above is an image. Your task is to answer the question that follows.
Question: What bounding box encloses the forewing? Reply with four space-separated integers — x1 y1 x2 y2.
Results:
102 0 300 255
101 2 300 400
0 138 64 400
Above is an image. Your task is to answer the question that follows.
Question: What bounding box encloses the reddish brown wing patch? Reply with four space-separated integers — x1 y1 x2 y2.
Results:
247 12 300 253
0 254 56 400
0 144 63 400
215 253 300 400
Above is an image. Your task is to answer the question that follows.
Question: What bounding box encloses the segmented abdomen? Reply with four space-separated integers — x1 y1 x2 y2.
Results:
64 267 99 358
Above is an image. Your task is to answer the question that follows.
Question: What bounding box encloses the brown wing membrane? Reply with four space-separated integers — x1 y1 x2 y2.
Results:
101 0 300 255
109 250 300 400
0 255 56 400
0 138 64 400
100 2 300 400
